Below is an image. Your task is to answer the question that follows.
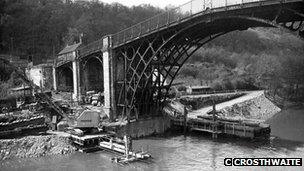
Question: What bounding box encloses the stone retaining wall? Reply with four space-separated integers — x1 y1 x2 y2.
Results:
115 116 171 138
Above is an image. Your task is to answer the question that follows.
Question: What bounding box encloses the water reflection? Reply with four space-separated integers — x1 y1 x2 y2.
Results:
211 141 218 171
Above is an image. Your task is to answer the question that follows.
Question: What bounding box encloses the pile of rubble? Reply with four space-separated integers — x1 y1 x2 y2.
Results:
0 135 76 160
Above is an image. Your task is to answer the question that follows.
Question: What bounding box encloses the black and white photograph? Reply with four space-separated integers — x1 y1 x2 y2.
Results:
0 0 304 170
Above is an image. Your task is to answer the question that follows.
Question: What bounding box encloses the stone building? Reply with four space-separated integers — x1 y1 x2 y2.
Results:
26 63 54 90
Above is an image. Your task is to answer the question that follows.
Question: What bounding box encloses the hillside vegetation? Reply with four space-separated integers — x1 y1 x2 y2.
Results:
0 0 162 61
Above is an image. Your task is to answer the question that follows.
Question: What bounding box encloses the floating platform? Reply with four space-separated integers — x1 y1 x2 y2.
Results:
70 134 108 147
171 115 270 139
48 130 153 163
47 130 111 152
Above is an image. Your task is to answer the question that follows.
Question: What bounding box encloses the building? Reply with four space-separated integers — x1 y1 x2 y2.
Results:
26 63 54 91
186 85 211 94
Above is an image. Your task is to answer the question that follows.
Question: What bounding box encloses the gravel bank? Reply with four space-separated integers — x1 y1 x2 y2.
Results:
186 91 281 122
0 135 76 160
219 92 281 121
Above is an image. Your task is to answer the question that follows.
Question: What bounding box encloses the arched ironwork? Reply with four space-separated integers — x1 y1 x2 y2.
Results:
114 5 304 121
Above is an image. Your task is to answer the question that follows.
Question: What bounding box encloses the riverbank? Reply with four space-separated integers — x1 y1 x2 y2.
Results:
218 92 281 121
0 135 76 160
187 91 281 122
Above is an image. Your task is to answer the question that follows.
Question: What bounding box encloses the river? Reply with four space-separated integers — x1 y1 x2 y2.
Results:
1 108 304 171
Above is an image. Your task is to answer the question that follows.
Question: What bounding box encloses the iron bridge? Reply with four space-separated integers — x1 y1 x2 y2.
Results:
55 0 304 122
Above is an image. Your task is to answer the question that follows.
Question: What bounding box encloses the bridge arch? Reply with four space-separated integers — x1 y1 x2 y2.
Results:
146 16 288 101
62 1 303 120
81 55 103 92
116 8 304 120
57 65 73 92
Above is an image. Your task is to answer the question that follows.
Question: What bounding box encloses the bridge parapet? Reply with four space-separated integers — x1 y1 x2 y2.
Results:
77 35 111 59
111 0 301 47
55 52 75 68
77 39 103 59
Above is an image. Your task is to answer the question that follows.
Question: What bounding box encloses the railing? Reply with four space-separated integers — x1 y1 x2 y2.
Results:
55 53 75 67
111 0 268 47
77 39 104 58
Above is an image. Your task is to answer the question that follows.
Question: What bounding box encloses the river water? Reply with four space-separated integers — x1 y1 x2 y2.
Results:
1 108 304 171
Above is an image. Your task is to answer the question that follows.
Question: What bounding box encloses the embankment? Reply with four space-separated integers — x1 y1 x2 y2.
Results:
219 92 281 121
184 91 281 122
180 92 245 110
0 135 76 160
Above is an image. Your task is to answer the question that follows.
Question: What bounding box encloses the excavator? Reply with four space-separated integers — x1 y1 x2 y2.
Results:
0 58 100 136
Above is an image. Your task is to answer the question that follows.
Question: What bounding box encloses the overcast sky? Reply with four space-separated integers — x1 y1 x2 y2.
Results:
99 0 189 8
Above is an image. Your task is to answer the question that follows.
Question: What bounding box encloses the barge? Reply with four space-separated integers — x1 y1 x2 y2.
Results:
100 135 152 164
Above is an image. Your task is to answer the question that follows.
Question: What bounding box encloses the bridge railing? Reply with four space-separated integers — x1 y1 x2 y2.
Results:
77 39 104 58
55 53 75 67
112 0 261 47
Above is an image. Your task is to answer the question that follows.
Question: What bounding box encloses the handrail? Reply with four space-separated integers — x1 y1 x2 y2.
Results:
77 39 104 58
77 0 293 56
111 0 264 47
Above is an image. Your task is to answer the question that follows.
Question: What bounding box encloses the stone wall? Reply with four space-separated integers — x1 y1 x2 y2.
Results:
115 116 171 138
42 66 53 90
26 64 54 90
27 67 43 87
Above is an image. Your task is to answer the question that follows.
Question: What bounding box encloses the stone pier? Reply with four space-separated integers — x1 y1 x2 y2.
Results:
102 36 114 120
72 60 80 101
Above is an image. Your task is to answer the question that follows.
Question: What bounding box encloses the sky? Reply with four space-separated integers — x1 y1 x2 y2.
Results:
99 0 189 8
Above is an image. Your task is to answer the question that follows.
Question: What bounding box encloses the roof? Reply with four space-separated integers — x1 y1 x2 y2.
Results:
58 43 81 55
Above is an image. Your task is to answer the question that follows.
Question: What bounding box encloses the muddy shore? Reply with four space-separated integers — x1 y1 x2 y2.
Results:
0 135 76 160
